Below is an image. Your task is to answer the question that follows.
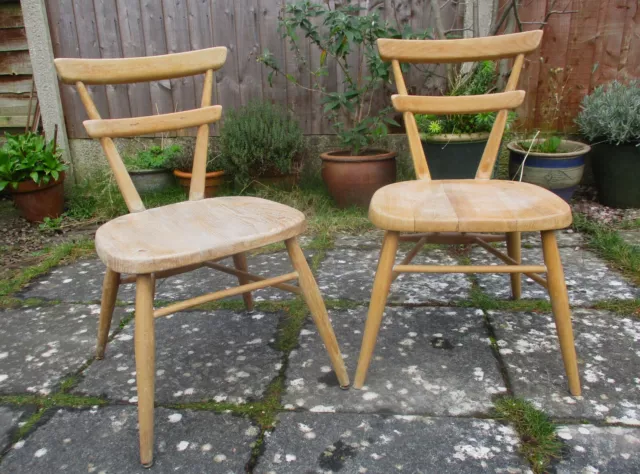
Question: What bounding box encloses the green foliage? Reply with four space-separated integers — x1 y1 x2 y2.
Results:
517 136 563 153
219 101 304 188
258 1 427 155
168 145 220 173
123 144 182 171
416 61 515 136
576 80 640 145
38 216 64 232
0 132 66 191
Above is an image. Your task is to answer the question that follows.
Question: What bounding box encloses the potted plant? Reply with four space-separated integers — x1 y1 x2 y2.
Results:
0 132 67 222
415 61 511 179
123 144 181 194
259 2 426 207
218 101 304 191
170 147 225 198
507 135 591 202
576 80 640 208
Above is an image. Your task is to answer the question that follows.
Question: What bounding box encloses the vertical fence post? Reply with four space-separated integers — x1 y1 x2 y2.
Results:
22 0 74 184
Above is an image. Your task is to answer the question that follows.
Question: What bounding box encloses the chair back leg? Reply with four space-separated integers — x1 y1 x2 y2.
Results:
541 230 581 396
134 274 156 467
285 237 350 388
506 232 522 300
354 231 399 389
96 268 120 359
232 252 254 311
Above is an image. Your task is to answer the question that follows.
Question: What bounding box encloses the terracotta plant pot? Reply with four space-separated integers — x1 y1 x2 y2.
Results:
173 169 225 198
508 139 591 202
320 149 396 208
11 172 65 222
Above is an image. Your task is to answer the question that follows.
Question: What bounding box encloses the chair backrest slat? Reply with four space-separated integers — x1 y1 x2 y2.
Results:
84 106 222 138
55 48 227 213
381 32 542 181
55 47 227 85
391 91 525 115
378 31 542 64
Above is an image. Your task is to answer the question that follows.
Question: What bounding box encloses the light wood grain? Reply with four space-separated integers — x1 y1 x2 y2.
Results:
134 274 155 467
506 232 522 299
354 231 399 389
542 230 581 396
95 197 307 274
377 31 543 63
399 233 506 244
232 253 254 311
54 47 227 85
392 90 525 115
393 264 547 274
189 70 214 200
369 180 572 233
83 105 222 138
286 238 350 388
96 268 120 359
203 261 302 295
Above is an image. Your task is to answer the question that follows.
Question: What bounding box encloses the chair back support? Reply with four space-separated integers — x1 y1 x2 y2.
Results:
54 47 228 213
377 31 542 180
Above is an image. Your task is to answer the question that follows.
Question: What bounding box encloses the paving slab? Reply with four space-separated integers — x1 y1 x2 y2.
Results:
0 407 24 453
555 425 640 473
255 413 530 473
0 304 130 395
619 230 640 247
316 248 472 304
471 246 638 304
489 309 640 423
284 306 506 415
22 251 312 304
75 309 282 404
0 407 256 474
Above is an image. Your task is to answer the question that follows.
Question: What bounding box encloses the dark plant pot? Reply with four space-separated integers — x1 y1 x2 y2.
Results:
320 149 396 208
11 172 65 222
590 142 640 208
507 139 591 202
173 169 225 198
421 133 490 179
130 169 174 194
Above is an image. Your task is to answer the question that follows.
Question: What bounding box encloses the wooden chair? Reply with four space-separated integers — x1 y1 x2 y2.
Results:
353 31 581 397
54 48 349 467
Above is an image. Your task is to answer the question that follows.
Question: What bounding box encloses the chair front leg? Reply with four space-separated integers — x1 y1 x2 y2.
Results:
541 230 581 396
232 252 254 311
506 232 521 300
285 237 350 388
134 274 156 467
96 268 120 359
354 231 399 389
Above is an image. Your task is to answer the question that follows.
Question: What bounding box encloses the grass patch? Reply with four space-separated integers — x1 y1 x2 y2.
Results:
0 239 95 306
573 213 640 285
494 397 563 473
0 297 60 310
0 392 107 410
592 298 640 317
461 287 552 312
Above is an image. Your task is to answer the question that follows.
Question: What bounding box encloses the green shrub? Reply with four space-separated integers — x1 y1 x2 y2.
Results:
416 61 513 136
168 143 221 173
576 80 640 145
123 144 182 171
219 101 304 188
0 132 67 191
516 136 563 153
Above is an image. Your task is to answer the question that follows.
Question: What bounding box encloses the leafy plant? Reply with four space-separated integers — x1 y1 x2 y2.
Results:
576 80 640 145
218 101 304 188
0 132 66 191
258 1 428 155
168 143 221 174
123 144 182 171
517 136 562 153
416 61 514 136
38 216 64 232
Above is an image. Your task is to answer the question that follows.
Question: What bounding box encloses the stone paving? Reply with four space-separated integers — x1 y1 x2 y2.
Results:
0 231 639 473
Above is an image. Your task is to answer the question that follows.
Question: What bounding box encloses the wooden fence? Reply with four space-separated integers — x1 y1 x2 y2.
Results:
45 0 639 138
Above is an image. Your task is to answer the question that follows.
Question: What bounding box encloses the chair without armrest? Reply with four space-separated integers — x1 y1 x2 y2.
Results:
353 31 581 398
55 47 349 468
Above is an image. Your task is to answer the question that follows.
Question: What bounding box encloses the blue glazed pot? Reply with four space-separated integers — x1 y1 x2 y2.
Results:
507 139 591 202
